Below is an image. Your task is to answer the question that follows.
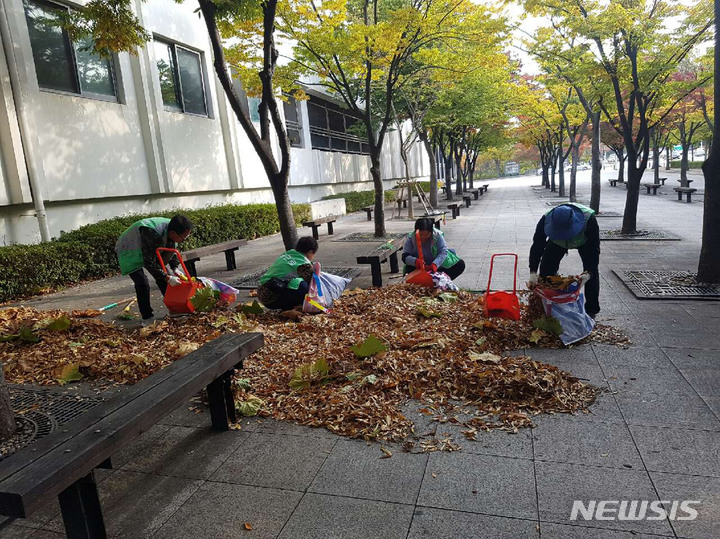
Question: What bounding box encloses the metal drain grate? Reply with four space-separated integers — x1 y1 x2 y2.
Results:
334 232 407 242
231 267 363 289
0 387 105 460
601 229 681 241
613 270 720 300
544 200 590 206
594 211 623 218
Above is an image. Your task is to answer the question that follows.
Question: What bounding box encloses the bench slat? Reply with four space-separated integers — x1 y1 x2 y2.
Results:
182 239 247 261
0 332 263 518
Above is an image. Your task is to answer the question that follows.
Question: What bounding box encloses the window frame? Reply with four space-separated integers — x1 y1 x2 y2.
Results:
24 0 119 102
306 95 369 155
153 37 210 118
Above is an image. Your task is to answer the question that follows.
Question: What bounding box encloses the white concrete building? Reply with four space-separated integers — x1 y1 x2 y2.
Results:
0 0 430 245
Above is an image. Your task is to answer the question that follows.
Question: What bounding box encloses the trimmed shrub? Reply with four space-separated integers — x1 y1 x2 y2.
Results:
322 190 396 213
1 203 310 303
670 160 704 169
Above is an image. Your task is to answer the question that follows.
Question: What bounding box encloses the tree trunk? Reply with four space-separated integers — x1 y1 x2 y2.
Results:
494 159 502 178
681 146 690 185
653 139 660 183
666 147 671 169
444 156 454 201
618 155 626 183
542 166 550 190
550 152 557 192
420 133 438 207
398 129 414 219
270 178 297 250
621 153 642 234
370 150 386 237
569 143 579 202
590 111 601 212
558 147 566 197
697 0 720 283
0 366 16 442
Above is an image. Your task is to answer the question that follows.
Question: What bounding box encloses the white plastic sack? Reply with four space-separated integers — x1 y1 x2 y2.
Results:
317 272 351 307
431 271 459 291
537 286 595 345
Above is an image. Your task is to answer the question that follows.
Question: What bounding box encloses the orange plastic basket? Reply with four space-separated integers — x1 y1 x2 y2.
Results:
156 248 203 314
406 230 434 287
483 253 521 321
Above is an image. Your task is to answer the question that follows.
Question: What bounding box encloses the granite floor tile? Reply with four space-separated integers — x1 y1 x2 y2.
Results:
309 438 428 504
408 507 539 538
278 493 414 539
535 461 674 535
154 482 302 539
418 452 537 520
630 425 720 477
651 471 720 539
211 432 335 491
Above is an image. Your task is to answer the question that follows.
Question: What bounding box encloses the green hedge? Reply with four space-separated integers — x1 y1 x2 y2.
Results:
670 160 704 169
0 203 310 303
322 190 396 213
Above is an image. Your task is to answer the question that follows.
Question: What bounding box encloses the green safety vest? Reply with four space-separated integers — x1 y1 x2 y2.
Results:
406 229 460 269
259 249 311 290
546 203 595 250
115 217 171 275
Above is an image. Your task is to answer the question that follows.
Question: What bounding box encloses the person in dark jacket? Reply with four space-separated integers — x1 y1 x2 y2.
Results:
115 215 193 323
402 218 465 279
256 236 318 310
528 203 600 317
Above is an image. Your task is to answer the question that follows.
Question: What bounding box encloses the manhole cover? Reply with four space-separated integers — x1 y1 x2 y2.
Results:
601 229 681 241
334 232 407 242
0 387 104 461
231 267 363 289
613 270 720 300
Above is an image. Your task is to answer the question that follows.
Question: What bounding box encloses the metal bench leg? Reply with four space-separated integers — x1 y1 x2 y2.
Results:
186 260 198 278
225 250 237 271
207 373 234 431
687 194 692 203
370 260 382 287
311 226 320 240
59 472 107 539
389 252 399 273
366 211 372 221
678 192 682 201
327 222 334 235
465 199 470 208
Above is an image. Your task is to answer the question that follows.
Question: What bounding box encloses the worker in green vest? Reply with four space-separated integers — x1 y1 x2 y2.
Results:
257 236 318 310
115 215 193 323
528 203 600 318
402 217 465 279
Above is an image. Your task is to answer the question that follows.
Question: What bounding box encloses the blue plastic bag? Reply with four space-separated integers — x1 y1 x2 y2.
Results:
537 286 596 345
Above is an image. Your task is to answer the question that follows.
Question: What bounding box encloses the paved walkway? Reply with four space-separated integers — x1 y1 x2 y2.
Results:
3 168 719 538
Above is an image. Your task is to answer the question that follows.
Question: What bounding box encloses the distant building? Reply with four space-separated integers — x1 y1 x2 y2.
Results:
0 0 429 244
505 161 520 176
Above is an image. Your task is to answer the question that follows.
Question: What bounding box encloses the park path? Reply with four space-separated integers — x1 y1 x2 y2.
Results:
3 167 719 538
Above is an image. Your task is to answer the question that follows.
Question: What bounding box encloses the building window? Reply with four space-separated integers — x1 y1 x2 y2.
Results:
24 0 117 99
154 39 208 116
307 95 369 155
283 95 303 148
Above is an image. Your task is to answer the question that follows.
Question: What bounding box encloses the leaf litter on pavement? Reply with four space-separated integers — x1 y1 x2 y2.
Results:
0 285 630 450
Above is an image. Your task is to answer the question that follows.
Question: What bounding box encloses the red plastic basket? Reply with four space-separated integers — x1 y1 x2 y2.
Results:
156 248 203 314
483 253 521 321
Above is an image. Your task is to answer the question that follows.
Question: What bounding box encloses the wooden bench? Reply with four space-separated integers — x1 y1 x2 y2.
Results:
362 206 374 221
424 212 445 229
674 187 697 203
641 183 661 195
467 188 480 200
462 194 473 208
395 199 408 211
182 239 247 278
0 333 264 537
447 203 461 219
356 238 403 287
481 184 489 193
658 177 667 185
609 179 618 187
303 216 337 239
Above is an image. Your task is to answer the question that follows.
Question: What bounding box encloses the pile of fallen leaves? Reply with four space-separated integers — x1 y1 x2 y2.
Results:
0 285 630 445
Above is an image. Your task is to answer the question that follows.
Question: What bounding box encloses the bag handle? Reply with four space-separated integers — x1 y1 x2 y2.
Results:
156 248 192 278
486 253 518 294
